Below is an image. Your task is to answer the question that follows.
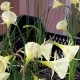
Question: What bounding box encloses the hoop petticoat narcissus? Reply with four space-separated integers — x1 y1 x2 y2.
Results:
0 1 11 11
56 20 73 43
39 58 69 79
25 42 40 65
0 55 13 73
38 42 53 61
70 0 79 4
53 41 79 61
56 20 67 31
52 0 65 9
1 11 17 27
25 42 53 65
0 72 10 80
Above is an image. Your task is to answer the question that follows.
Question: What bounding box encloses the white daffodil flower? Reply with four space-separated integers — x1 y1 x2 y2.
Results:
25 42 53 65
56 20 67 31
1 11 17 27
0 1 11 11
0 72 10 80
39 42 53 61
39 58 69 79
25 42 40 65
52 0 65 9
0 55 13 73
53 41 79 61
70 0 79 4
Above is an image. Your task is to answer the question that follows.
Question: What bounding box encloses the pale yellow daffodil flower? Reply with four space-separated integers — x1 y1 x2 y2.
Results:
70 0 79 4
39 58 69 79
56 20 74 43
0 55 13 73
56 20 67 31
53 41 79 61
38 42 53 61
25 42 53 65
52 0 65 9
1 11 17 27
0 72 10 80
0 1 12 11
25 42 40 65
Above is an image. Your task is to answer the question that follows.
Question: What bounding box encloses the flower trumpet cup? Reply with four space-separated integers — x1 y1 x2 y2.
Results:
38 42 53 61
0 1 11 11
25 42 40 65
56 20 67 31
53 41 79 61
1 11 17 27
0 72 10 80
52 0 65 9
0 55 13 73
25 42 53 65
39 58 69 79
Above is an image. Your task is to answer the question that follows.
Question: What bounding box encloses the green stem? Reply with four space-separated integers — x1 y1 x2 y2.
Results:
16 23 25 46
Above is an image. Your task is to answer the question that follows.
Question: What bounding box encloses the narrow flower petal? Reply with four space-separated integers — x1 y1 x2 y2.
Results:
39 43 53 61
0 1 11 11
70 0 79 4
39 58 69 79
56 20 67 31
53 41 79 61
52 0 65 9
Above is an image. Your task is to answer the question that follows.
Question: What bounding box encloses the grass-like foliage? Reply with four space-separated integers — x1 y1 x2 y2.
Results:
0 0 80 80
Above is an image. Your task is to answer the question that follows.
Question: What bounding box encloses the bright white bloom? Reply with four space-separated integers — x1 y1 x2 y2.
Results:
53 41 79 61
1 11 17 26
25 42 40 65
25 42 53 65
70 0 79 4
0 55 13 73
52 0 65 9
0 1 11 11
39 58 69 79
25 42 40 58
56 20 67 31
39 43 53 61
0 72 10 80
